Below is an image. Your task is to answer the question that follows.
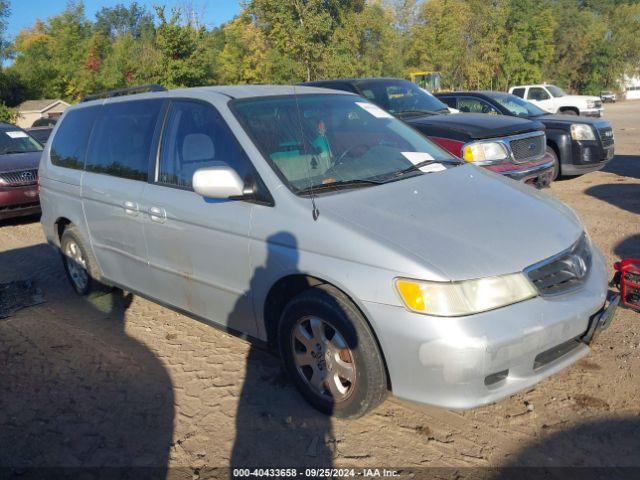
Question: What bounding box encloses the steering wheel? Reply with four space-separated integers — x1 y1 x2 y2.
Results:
334 143 370 166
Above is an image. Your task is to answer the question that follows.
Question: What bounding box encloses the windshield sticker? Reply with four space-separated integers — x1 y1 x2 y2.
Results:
5 131 28 139
401 152 445 172
355 102 393 119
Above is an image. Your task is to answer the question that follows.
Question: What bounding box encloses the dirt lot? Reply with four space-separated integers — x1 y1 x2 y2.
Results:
1 101 639 475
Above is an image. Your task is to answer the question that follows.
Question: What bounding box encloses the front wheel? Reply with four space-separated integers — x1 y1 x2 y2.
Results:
546 146 560 181
278 285 388 418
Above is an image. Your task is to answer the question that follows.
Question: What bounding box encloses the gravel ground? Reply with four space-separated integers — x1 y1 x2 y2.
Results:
0 101 639 475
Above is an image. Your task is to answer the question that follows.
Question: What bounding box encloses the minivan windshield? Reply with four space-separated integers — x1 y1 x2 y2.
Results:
232 94 460 194
488 92 548 118
547 85 566 98
355 79 451 117
0 128 43 155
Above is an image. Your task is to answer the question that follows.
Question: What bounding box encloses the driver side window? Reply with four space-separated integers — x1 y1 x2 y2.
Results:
158 101 252 189
457 97 499 115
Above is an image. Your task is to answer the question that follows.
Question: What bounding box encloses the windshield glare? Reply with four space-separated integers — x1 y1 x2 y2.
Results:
547 85 566 97
356 80 449 116
0 129 43 155
489 93 547 117
232 94 458 194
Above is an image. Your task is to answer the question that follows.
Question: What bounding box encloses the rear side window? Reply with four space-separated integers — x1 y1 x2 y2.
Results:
86 99 163 181
157 100 252 189
527 87 550 101
50 107 99 170
512 88 525 99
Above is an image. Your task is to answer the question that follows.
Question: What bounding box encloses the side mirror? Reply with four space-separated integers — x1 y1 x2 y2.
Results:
192 165 245 199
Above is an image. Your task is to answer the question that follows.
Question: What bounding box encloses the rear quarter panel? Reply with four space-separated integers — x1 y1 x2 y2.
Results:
38 118 88 248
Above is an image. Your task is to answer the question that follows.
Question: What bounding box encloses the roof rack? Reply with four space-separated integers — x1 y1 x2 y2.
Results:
80 84 167 103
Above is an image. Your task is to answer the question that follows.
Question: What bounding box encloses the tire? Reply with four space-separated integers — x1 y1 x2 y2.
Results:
560 109 578 116
60 225 111 297
546 146 560 181
278 285 388 418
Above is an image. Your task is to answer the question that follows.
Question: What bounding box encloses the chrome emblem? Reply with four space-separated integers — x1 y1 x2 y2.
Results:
528 143 537 151
566 253 588 279
20 171 33 181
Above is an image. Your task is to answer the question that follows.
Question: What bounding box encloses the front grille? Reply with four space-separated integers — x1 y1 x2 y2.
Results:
0 169 38 186
509 134 546 163
598 127 614 148
525 234 592 296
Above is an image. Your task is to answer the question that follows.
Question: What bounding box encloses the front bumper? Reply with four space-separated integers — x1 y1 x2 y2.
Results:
582 108 603 118
485 156 555 188
562 139 614 176
362 248 610 410
0 185 41 220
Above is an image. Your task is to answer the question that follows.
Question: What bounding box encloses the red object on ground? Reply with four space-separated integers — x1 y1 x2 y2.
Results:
614 259 640 311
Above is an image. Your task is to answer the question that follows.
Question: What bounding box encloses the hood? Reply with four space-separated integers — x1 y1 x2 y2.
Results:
407 113 544 141
0 151 42 172
534 114 611 129
319 165 583 281
562 94 600 103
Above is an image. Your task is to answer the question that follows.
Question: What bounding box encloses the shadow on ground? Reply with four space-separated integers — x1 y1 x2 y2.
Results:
495 417 640 479
585 156 640 215
0 244 174 474
602 154 640 180
614 235 640 259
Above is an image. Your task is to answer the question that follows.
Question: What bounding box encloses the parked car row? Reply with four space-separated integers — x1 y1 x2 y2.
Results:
435 90 615 178
31 82 618 418
305 78 555 187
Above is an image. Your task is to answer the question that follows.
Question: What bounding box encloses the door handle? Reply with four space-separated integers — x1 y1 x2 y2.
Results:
123 200 139 216
149 206 167 223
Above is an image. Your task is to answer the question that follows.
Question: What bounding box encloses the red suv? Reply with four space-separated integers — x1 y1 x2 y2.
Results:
0 122 42 221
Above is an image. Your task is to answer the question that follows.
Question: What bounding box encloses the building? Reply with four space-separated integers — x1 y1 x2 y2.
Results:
622 75 640 100
15 99 71 128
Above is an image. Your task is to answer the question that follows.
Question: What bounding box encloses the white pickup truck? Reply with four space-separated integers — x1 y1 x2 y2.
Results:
509 84 603 117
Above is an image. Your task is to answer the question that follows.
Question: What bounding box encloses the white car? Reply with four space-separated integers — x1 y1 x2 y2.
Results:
509 84 603 117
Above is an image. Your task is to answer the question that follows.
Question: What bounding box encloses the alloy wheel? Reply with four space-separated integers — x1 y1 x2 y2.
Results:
64 240 89 292
291 316 357 402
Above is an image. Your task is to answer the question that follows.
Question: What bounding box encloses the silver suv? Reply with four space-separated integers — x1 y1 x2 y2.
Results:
39 85 617 418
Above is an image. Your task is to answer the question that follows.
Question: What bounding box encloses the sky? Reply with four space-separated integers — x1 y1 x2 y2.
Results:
6 0 242 38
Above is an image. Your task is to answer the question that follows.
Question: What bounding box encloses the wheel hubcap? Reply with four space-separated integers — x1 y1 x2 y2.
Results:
65 241 89 291
291 316 356 402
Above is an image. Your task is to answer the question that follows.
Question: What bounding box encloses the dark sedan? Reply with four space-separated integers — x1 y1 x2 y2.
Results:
436 91 615 179
0 123 42 221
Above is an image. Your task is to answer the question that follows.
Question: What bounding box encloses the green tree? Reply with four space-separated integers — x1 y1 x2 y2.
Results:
94 2 154 39
0 101 16 123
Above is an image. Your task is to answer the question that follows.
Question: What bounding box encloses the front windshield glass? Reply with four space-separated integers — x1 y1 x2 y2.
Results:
547 85 566 97
0 128 43 155
232 94 459 194
355 79 450 116
489 93 548 117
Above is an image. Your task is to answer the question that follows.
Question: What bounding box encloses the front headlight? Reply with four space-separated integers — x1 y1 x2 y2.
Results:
395 273 537 317
570 124 596 141
587 100 597 109
462 141 509 163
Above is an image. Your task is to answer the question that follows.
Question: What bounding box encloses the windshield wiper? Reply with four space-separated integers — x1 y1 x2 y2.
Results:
296 179 382 195
1 150 30 155
395 109 440 118
386 159 461 181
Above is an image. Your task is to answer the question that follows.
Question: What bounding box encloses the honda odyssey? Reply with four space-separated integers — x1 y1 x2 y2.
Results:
39 85 617 418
